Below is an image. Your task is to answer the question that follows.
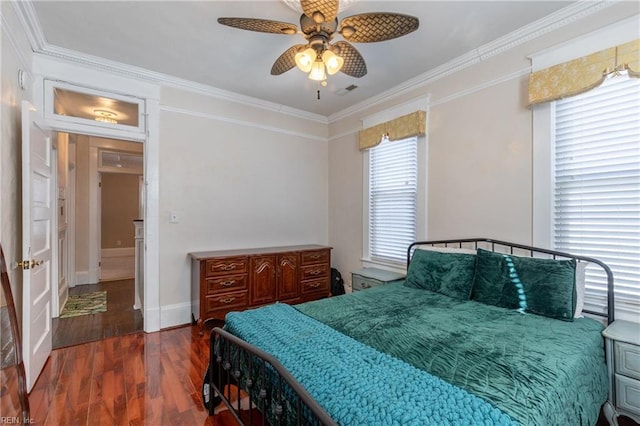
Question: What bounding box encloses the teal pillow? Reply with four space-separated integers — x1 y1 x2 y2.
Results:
404 249 476 300
471 248 576 321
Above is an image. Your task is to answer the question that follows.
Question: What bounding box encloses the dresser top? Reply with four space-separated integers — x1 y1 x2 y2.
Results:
189 244 332 260
603 319 640 346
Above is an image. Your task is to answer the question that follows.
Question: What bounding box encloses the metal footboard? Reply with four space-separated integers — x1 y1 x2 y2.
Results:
204 327 337 426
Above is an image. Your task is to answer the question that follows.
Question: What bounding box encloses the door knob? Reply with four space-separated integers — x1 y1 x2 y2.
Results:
17 259 43 270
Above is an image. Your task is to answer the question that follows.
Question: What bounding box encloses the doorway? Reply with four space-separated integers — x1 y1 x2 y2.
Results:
52 134 144 349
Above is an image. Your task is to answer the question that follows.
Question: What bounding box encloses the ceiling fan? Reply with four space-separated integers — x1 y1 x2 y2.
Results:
217 0 419 83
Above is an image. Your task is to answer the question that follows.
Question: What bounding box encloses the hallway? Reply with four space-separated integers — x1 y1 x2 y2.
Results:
52 279 143 349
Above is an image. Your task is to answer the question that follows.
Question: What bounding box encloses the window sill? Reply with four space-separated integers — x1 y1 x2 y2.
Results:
360 257 407 274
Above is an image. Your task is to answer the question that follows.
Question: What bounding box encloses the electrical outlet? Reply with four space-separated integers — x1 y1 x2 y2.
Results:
116 240 121 246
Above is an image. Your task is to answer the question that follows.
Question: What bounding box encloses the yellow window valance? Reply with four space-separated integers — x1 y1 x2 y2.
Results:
528 39 639 105
359 110 427 151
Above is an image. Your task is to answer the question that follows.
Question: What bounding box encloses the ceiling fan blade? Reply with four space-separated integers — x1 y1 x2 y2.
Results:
339 13 419 43
300 0 338 23
334 41 366 78
217 17 298 35
271 44 307 75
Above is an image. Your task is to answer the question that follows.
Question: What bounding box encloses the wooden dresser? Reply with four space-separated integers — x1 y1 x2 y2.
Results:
190 245 332 330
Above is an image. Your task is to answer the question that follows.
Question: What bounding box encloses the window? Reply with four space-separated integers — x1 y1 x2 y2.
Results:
368 137 418 265
553 75 640 318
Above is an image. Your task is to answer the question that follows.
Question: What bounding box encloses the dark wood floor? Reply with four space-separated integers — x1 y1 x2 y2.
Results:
52 280 143 349
30 325 246 425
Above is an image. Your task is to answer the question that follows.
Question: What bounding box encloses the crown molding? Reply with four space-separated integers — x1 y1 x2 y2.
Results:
13 1 327 125
1 7 32 74
13 0 614 125
327 0 614 123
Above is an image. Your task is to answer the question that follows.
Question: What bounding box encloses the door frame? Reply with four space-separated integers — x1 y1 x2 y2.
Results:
31 72 161 333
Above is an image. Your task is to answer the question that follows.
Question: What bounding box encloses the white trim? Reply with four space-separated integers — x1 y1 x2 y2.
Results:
144 98 161 332
329 1 615 122
89 145 100 284
160 105 327 142
528 14 640 71
11 0 46 51
101 247 135 258
13 0 614 124
160 302 192 329
531 16 640 247
1 7 32 75
532 102 554 248
75 270 91 285
44 80 147 134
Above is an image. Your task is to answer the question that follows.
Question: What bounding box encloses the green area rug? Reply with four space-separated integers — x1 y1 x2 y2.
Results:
60 291 107 318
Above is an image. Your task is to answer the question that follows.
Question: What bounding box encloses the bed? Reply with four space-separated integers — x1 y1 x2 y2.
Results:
203 238 614 425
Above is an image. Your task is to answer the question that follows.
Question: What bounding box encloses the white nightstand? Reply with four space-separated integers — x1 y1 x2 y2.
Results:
603 320 640 425
351 268 405 291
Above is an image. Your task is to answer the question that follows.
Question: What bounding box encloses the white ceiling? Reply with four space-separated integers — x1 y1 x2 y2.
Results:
31 1 575 117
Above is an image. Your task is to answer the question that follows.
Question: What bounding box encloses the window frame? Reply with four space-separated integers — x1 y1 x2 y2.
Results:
533 77 640 323
362 135 427 271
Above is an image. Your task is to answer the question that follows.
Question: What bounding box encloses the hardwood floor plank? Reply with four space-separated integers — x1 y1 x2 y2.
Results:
29 326 233 425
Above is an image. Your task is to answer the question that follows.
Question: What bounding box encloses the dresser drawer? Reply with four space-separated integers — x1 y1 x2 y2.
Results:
301 277 329 294
615 373 640 415
204 290 248 313
352 275 384 291
300 250 330 265
616 341 640 380
300 264 329 280
205 257 247 277
205 274 247 294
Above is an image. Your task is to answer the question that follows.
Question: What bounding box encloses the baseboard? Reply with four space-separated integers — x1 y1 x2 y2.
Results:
75 270 90 285
101 247 135 258
160 302 192 329
75 268 100 285
143 305 161 333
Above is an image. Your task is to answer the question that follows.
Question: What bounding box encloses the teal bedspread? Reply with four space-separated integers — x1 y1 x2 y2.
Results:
225 303 517 426
297 282 608 426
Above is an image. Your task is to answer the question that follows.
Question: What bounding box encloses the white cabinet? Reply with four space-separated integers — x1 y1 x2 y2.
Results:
603 320 640 425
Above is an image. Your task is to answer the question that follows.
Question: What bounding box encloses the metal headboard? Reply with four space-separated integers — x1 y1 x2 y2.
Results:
407 238 615 324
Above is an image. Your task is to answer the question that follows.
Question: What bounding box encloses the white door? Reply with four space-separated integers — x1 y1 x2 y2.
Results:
21 101 53 391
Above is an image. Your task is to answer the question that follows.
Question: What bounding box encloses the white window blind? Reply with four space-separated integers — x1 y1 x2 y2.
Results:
554 75 640 318
369 137 417 264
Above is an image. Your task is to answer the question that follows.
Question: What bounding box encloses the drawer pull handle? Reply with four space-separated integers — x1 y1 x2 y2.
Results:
309 255 321 259
309 270 323 276
308 282 321 288
220 280 236 287
362 283 371 289
219 264 237 271
219 297 236 304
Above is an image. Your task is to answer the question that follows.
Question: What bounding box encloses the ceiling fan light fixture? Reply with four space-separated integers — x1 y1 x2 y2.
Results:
295 47 316 72
94 109 118 124
308 59 327 81
322 49 344 75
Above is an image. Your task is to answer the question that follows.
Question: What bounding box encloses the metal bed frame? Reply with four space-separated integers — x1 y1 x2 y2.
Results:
204 238 616 425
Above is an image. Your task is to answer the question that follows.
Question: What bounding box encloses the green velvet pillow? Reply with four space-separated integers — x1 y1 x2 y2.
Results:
404 249 476 300
471 248 576 321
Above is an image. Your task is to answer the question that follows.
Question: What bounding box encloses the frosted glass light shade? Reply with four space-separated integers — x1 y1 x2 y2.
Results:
308 60 327 81
322 50 344 75
295 48 316 73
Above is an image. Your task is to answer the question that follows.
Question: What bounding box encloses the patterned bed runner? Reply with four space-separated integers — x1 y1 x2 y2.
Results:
225 303 517 425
